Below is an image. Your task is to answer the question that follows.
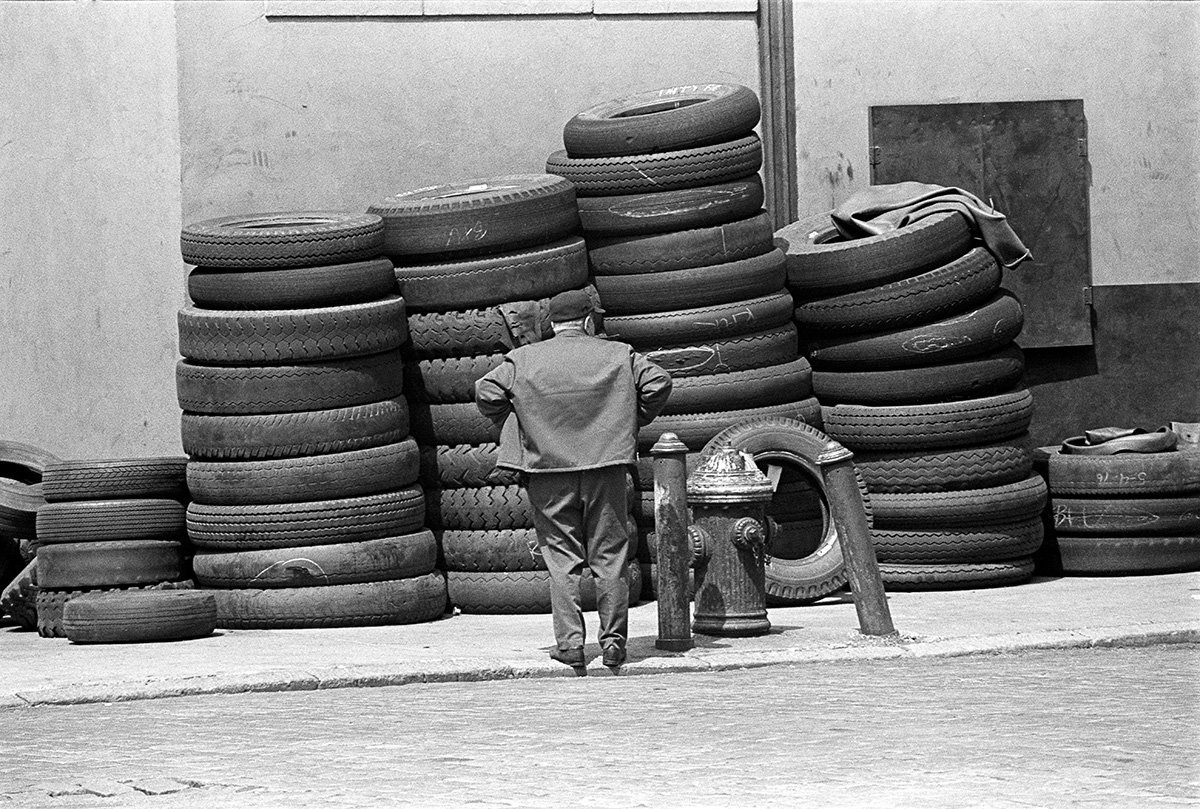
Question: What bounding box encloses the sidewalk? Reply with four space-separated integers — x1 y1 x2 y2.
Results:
2 571 1197 708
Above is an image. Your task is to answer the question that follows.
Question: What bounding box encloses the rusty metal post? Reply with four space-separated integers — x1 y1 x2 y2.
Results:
650 432 693 652
818 442 896 636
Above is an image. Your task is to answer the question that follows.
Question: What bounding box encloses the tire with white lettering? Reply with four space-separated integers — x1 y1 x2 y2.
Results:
643 323 798 378
176 351 404 415
1052 535 1200 575
370 174 578 259
394 238 588 312
794 248 1001 335
63 590 218 644
180 211 384 269
660 359 812 415
187 258 396 310
563 83 761 157
806 291 1024 369
594 249 786 316
1050 495 1200 535
187 487 425 551
212 572 448 629
193 531 437 588
1042 448 1200 496
822 390 1034 451
853 436 1033 493
547 135 763 196
777 210 972 295
42 457 189 502
877 558 1035 591
181 397 410 460
577 175 764 235
439 529 546 572
587 211 774 275
37 540 185 589
603 290 793 348
178 296 408 364
186 440 419 506
811 345 1025 406
872 518 1044 564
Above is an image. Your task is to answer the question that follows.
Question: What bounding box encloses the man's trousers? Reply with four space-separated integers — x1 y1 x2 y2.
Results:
525 465 631 653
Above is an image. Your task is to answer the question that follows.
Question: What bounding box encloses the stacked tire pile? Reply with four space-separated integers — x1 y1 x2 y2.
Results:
1037 433 1200 575
779 211 1046 590
370 175 639 613
0 440 60 630
33 457 198 639
177 211 446 629
548 84 821 599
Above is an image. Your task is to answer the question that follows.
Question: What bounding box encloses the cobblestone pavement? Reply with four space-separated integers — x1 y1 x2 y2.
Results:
2 645 1196 808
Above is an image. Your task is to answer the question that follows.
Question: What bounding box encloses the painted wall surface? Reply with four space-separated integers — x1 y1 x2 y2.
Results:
0 3 185 459
792 0 1199 286
175 6 761 225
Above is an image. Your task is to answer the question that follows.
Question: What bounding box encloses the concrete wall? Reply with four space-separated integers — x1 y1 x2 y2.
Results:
176 5 761 225
792 0 1199 286
0 2 184 460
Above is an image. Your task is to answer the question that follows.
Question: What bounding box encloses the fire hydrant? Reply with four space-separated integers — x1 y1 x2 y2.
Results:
686 443 775 637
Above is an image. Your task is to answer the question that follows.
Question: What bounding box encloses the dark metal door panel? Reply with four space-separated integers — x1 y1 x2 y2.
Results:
870 100 1092 347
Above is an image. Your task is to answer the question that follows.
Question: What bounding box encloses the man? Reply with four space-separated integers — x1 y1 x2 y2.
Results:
475 289 672 672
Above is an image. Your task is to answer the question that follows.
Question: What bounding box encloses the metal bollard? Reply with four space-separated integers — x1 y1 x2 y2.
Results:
650 433 694 651
687 444 775 637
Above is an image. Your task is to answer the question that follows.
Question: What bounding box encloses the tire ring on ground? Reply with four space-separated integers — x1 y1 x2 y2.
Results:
594 248 786 316
811 345 1025 406
776 210 972 296
36 580 195 639
1043 447 1200 496
42 457 188 502
186 487 425 551
587 210 774 275
1051 534 1200 575
186 440 419 506
370 174 578 259
546 135 763 196
193 531 438 588
806 291 1025 369
794 247 1001 335
853 436 1033 493
63 589 217 644
821 389 1034 452
180 211 384 269
871 475 1048 529
872 518 1045 564
176 350 405 416
178 296 408 365
643 323 798 378
603 290 793 349
1050 494 1200 536
661 359 812 415
187 258 397 310
394 237 588 312
181 397 410 461
439 528 546 572
445 565 641 615
877 558 1035 591
35 499 186 544
0 559 38 630
577 174 764 236
640 398 822 452
37 540 184 589
212 572 448 630
563 83 761 158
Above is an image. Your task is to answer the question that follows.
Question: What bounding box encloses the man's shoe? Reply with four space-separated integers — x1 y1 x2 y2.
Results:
602 646 626 668
550 647 585 668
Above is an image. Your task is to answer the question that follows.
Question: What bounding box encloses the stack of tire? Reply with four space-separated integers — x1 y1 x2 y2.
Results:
779 211 1046 590
1037 438 1200 575
370 175 640 613
177 211 446 629
0 440 60 630
32 457 196 639
547 84 821 601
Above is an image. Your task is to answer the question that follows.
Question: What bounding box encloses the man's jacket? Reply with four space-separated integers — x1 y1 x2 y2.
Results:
474 330 672 473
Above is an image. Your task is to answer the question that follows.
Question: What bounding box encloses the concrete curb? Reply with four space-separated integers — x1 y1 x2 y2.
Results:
6 622 1197 709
